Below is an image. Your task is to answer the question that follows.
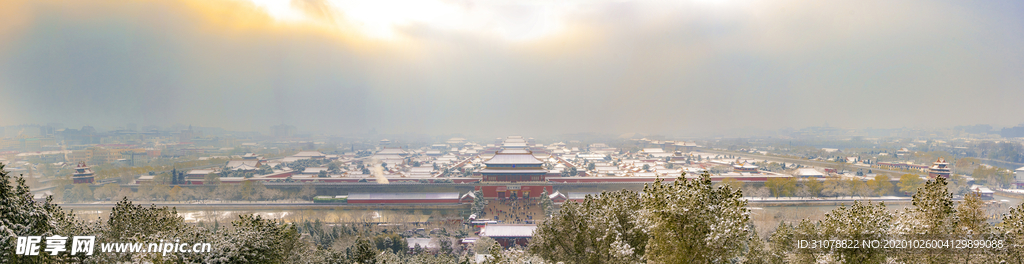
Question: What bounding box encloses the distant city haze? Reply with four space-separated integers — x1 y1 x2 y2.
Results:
0 0 1022 136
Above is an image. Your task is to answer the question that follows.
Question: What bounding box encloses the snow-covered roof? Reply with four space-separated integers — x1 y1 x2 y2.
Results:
293 151 326 157
485 153 542 165
480 224 537 238
795 168 824 177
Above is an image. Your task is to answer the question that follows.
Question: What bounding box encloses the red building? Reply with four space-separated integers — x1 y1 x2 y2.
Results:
475 149 552 199
72 161 94 184
928 157 951 179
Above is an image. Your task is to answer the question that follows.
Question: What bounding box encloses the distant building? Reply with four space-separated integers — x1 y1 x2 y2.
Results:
794 168 824 178
501 136 529 149
548 191 567 204
72 161 94 184
479 224 537 248
270 124 296 138
1015 166 1024 188
225 160 263 171
928 157 951 179
475 148 553 199
292 151 327 160
970 185 994 200
733 163 758 173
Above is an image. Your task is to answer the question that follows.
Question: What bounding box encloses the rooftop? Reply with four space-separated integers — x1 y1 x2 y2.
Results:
480 224 537 238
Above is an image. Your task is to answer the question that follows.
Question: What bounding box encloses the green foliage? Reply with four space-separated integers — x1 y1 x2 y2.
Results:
208 214 301 263
973 166 1014 188
93 182 120 201
372 232 407 253
531 172 750 263
471 190 486 218
765 177 797 198
898 174 924 195
804 178 823 197
643 173 750 263
530 189 647 264
351 236 379 264
868 175 893 196
1 163 87 263
63 183 94 203
1002 201 1024 262
539 190 554 217
718 177 744 190
819 202 892 263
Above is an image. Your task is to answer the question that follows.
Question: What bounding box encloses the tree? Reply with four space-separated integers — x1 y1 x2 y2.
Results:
530 189 648 263
818 201 892 263
474 236 497 254
169 185 183 201
207 214 301 263
765 177 796 198
897 174 924 195
869 175 893 196
539 189 554 217
258 164 274 175
718 178 744 190
848 179 868 197
93 183 120 201
327 162 340 174
65 183 94 203
240 180 255 202
1 163 87 263
588 163 597 171
821 177 848 197
317 170 328 178
953 191 993 263
204 172 221 186
471 190 486 218
892 177 957 263
643 173 750 263
804 178 823 197
298 182 316 201
1002 202 1024 261
354 236 382 261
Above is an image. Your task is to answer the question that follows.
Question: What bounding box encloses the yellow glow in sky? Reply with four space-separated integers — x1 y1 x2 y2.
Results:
242 0 567 41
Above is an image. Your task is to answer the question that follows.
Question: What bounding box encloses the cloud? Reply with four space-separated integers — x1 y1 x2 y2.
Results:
0 0 1022 137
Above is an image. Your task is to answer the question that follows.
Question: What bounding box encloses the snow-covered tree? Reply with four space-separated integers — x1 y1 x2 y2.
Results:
539 190 554 217
1 163 89 263
530 189 647 263
641 172 750 263
471 190 486 218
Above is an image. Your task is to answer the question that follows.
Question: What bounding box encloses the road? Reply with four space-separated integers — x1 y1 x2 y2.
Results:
698 148 926 177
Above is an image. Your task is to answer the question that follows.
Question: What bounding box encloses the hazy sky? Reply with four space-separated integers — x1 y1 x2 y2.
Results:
0 0 1022 136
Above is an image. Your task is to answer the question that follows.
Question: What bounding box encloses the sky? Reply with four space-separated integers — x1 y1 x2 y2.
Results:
0 0 1022 137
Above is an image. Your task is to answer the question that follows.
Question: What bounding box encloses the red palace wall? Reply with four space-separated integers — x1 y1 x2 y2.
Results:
475 185 553 199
